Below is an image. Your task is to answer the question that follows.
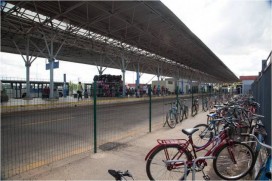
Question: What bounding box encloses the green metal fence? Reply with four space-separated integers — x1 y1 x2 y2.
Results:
1 79 224 179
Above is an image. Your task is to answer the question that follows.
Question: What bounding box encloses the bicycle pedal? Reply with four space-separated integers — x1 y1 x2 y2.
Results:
203 175 210 180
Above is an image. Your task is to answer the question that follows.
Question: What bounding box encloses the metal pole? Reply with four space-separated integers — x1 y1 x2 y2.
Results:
26 63 31 98
121 56 126 97
25 37 31 99
149 86 152 132
63 74 67 98
176 85 179 110
93 81 97 153
122 69 126 97
49 39 54 99
191 82 194 112
49 58 54 98
136 63 140 88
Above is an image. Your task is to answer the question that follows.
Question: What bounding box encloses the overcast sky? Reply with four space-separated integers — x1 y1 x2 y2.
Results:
0 0 271 84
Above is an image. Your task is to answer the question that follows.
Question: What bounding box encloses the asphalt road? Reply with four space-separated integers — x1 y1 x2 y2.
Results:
1 96 197 178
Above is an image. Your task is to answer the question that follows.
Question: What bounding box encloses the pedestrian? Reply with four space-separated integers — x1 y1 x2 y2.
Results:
77 82 83 100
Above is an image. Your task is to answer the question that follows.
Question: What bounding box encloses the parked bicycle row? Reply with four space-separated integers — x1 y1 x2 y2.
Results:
145 94 271 180
163 93 231 129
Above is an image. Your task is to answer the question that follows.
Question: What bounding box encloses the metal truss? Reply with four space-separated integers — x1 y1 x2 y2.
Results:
1 1 238 83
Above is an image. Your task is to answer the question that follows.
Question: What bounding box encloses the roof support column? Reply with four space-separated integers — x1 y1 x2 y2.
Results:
156 65 162 96
25 62 31 99
136 63 140 89
157 66 161 82
121 55 127 97
48 39 55 99
96 55 107 75
42 32 66 99
175 69 180 94
97 66 107 76
25 37 31 99
13 36 39 99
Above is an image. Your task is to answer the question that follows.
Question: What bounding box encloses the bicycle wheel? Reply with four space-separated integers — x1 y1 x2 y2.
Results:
193 124 213 148
191 105 197 117
179 108 184 122
203 102 208 112
213 141 254 180
146 145 191 180
182 106 188 119
166 112 176 129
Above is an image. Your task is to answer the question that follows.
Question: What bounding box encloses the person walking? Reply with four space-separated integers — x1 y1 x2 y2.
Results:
77 82 83 100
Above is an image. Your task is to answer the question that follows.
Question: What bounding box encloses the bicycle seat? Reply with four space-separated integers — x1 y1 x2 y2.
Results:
182 128 199 136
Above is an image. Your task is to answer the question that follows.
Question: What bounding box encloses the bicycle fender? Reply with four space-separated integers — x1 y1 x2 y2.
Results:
145 144 162 161
145 144 190 161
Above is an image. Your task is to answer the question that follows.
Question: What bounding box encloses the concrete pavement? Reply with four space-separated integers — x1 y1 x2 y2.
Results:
9 111 227 180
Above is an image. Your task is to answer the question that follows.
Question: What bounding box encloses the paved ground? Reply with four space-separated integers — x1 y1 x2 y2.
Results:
9 111 227 180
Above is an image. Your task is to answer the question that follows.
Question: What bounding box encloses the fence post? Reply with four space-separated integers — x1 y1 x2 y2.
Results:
176 85 179 110
148 86 152 132
93 81 97 153
191 86 194 115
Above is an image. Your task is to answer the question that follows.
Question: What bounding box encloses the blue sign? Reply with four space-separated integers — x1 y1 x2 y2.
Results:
46 61 59 70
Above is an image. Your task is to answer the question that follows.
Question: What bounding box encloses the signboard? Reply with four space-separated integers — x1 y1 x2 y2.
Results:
46 61 59 70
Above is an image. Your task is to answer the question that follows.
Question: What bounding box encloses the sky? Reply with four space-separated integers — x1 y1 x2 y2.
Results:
0 0 271 84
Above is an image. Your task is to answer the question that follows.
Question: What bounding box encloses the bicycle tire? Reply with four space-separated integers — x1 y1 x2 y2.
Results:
179 108 184 122
146 145 191 181
183 107 188 120
213 141 254 180
203 102 208 112
166 112 176 129
193 124 213 148
191 105 197 117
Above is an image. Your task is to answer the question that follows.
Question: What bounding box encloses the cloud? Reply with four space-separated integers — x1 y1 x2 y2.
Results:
161 0 271 77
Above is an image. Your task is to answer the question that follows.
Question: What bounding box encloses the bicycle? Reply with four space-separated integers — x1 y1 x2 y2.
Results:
191 97 199 117
108 169 134 181
145 120 254 180
202 96 208 112
178 98 189 122
163 102 179 129
195 106 260 148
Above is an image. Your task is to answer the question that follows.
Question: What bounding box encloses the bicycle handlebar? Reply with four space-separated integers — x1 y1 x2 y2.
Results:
241 133 272 150
108 169 134 180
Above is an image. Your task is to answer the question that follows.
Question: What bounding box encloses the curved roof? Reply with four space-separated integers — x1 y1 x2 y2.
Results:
1 1 238 82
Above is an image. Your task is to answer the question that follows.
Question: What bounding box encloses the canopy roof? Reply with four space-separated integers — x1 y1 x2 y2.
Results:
1 1 238 82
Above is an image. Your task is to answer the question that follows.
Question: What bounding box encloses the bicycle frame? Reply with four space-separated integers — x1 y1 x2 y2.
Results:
190 128 233 160
145 128 235 169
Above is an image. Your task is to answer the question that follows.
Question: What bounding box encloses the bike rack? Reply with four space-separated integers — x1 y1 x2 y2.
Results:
192 156 215 180
164 160 188 180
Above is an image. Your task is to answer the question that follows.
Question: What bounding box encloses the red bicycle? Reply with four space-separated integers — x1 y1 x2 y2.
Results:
145 120 254 180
